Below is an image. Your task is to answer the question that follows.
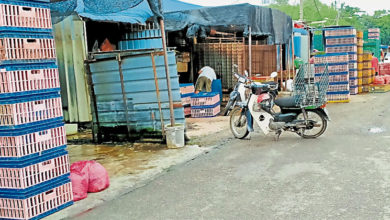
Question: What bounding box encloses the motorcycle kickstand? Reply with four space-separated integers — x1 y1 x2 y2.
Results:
274 129 282 141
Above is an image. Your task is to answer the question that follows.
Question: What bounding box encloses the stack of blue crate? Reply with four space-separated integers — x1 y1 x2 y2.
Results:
0 0 73 219
324 27 358 95
119 28 163 50
190 92 220 118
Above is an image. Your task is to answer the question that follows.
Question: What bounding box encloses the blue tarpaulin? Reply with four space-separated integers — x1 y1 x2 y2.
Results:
50 0 201 24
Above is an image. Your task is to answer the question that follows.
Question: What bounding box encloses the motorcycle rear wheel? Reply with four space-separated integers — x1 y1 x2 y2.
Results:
229 107 249 139
297 110 327 139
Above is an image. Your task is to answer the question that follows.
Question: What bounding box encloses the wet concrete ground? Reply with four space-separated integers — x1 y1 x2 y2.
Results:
72 93 390 219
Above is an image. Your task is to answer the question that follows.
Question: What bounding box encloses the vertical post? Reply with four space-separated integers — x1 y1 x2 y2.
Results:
117 54 131 140
291 33 296 76
85 61 101 143
248 26 252 77
151 53 165 136
280 45 285 91
160 19 175 126
287 40 291 81
300 0 304 21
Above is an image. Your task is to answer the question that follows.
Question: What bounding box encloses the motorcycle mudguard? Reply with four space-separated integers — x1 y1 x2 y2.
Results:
248 95 274 135
246 109 254 132
315 108 331 121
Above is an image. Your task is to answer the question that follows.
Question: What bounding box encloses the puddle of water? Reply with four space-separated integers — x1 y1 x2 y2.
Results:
369 127 385 134
67 144 166 178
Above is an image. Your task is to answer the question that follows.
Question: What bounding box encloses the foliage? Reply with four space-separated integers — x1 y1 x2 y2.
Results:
269 0 390 45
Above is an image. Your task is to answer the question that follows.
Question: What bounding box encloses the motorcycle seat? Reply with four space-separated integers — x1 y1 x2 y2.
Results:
275 96 298 108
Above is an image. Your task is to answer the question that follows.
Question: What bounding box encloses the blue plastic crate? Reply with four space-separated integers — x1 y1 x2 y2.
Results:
0 0 49 7
0 120 66 162
0 150 70 194
0 92 63 131
327 91 350 95
329 81 349 85
0 62 60 99
0 176 73 220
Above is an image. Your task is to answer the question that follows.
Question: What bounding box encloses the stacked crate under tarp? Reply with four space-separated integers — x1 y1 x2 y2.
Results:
357 31 364 93
324 27 358 95
0 0 73 219
119 25 163 50
314 53 350 103
190 93 220 118
362 52 373 93
180 83 194 117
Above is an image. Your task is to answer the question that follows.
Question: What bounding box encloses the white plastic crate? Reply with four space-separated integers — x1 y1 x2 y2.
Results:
314 54 349 64
0 65 59 96
324 28 356 37
0 3 52 31
0 123 66 160
328 74 349 82
0 151 69 190
0 181 73 220
326 37 357 45
179 83 195 95
0 93 63 128
328 84 349 92
315 64 348 74
190 93 219 107
191 105 220 118
326 46 357 53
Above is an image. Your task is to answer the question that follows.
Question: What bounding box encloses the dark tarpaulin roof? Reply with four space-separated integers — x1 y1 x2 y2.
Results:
50 0 201 24
164 4 292 44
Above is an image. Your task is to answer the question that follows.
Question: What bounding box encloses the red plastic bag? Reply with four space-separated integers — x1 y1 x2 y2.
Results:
70 161 90 201
70 161 110 201
88 161 110 193
374 76 385 85
70 172 88 201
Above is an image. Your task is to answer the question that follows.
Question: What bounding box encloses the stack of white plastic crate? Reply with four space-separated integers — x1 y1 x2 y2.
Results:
0 0 73 219
324 27 358 95
314 53 350 103
190 93 220 118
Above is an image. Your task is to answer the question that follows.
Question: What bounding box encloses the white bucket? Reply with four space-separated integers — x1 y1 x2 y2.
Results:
165 124 185 149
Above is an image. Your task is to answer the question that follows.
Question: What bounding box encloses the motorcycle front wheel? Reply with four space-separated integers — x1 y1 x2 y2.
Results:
297 110 327 139
229 107 249 139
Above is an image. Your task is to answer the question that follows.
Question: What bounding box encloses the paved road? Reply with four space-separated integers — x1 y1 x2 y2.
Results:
74 93 390 220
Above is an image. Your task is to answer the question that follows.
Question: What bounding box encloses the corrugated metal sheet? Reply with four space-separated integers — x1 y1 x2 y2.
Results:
87 50 185 140
53 15 92 123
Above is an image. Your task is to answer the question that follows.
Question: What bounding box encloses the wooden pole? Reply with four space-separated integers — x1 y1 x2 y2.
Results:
248 26 252 77
280 45 285 91
160 19 175 126
151 53 165 136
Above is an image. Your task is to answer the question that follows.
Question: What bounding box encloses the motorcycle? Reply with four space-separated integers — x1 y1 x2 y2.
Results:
222 65 278 116
229 64 330 140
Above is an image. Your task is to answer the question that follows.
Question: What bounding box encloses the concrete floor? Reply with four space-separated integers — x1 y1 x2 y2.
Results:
73 93 390 220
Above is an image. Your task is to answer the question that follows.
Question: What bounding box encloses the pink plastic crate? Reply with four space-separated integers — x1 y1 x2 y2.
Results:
350 87 358 95
191 105 220 118
0 67 59 95
0 37 56 61
315 64 348 74
326 37 357 45
369 28 380 33
328 84 349 92
349 70 358 78
350 79 358 87
0 4 52 30
324 29 356 37
349 54 357 61
181 96 191 106
0 96 63 127
184 106 191 116
368 33 380 37
325 46 357 53
191 94 220 106
328 74 349 82
0 182 73 220
180 85 194 94
0 154 69 190
314 54 349 64
0 125 66 159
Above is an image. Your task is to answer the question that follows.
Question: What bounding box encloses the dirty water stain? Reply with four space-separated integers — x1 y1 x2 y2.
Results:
67 144 166 178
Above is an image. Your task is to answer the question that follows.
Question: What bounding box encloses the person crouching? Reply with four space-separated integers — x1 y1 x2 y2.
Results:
195 66 217 94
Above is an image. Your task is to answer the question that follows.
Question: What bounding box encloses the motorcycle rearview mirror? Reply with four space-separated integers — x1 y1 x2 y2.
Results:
244 70 249 77
270 72 278 78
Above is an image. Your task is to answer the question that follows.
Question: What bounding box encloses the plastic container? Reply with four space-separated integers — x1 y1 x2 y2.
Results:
0 63 59 98
179 83 195 95
0 150 69 192
191 103 220 118
0 92 63 130
325 45 357 53
324 28 356 37
0 122 66 161
326 37 357 45
0 2 52 33
0 33 56 64
191 92 219 107
0 177 73 220
165 124 185 148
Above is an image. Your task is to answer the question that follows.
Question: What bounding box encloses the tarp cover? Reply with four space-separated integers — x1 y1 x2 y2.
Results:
50 0 201 24
164 3 292 44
